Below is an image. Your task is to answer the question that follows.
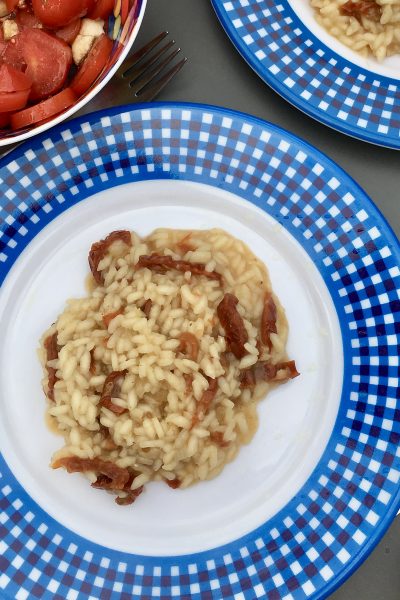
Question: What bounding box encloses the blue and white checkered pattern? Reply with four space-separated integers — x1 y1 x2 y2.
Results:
0 104 399 600
212 0 400 149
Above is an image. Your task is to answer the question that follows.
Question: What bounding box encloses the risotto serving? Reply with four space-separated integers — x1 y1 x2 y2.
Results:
310 0 400 60
40 228 299 505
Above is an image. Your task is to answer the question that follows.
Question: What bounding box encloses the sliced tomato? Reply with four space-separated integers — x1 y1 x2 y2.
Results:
15 29 72 101
0 113 11 128
56 19 81 44
6 0 19 11
70 34 112 96
0 64 32 93
3 34 27 71
10 87 76 129
15 7 44 30
88 0 114 21
0 89 30 112
31 0 94 27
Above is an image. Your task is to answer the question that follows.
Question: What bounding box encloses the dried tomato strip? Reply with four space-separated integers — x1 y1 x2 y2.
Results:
261 293 277 350
217 293 248 359
52 456 130 490
141 299 152 318
166 478 181 489
240 360 299 388
102 307 124 328
44 332 59 401
88 230 132 284
136 253 222 282
178 332 199 361
210 431 229 447
100 370 128 414
340 0 381 21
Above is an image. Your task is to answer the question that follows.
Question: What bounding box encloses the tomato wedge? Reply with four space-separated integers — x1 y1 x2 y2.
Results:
6 0 19 11
56 19 81 44
88 0 114 21
70 34 113 96
0 113 11 128
0 64 32 93
0 65 31 112
15 7 43 29
15 29 72 101
2 34 26 70
10 87 76 129
0 89 30 112
31 0 94 27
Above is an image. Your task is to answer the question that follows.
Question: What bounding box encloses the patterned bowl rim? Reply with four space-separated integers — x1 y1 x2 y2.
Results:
0 102 399 600
211 0 400 150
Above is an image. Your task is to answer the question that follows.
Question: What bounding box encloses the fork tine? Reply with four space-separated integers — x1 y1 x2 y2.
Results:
116 31 169 77
129 47 182 95
123 39 175 82
137 57 188 102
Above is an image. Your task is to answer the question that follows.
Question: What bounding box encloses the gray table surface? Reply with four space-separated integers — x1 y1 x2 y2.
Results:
79 1 400 598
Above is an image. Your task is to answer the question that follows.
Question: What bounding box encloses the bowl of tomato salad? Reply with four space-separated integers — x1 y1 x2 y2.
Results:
0 0 146 145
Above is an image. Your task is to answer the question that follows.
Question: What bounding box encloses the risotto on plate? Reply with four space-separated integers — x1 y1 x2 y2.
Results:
39 228 299 505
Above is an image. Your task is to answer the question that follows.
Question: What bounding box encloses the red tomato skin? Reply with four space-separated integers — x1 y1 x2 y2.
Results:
10 87 76 129
56 19 81 44
0 89 30 112
6 0 19 11
0 113 11 128
10 29 73 101
0 64 32 93
70 34 113 96
31 0 92 27
88 0 115 21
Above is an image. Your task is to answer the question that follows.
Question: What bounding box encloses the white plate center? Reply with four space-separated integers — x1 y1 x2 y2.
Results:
0 180 343 555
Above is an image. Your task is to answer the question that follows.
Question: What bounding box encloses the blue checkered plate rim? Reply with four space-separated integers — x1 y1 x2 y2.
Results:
0 103 399 600
211 0 400 149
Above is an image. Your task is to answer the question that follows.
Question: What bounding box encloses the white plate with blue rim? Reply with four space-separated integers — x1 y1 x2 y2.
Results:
0 103 399 600
212 0 400 149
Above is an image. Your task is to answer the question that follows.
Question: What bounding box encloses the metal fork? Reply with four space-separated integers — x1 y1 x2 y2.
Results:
115 31 187 102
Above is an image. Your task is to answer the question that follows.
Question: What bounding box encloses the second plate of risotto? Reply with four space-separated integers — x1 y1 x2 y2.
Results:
212 0 400 148
0 103 399 599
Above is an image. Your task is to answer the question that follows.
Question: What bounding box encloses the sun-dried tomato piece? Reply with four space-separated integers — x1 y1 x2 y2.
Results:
141 299 152 318
176 233 195 254
340 0 381 21
183 373 193 395
44 332 59 401
136 254 222 282
239 368 256 389
100 370 128 414
178 332 199 361
210 431 230 447
52 456 130 490
115 486 143 505
88 230 132 284
89 348 96 375
102 307 124 328
217 293 248 359
91 468 143 505
166 478 181 489
192 377 218 427
240 360 299 388
261 293 277 350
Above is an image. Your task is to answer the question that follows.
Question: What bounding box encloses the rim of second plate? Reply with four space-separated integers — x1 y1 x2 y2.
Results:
0 102 398 600
211 0 400 149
